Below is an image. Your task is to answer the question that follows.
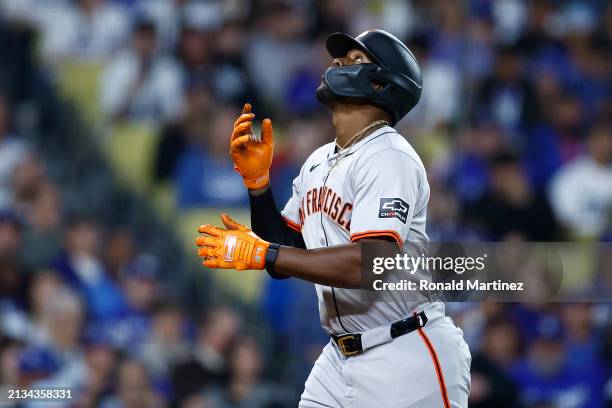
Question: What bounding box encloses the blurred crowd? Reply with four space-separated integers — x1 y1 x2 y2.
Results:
0 0 611 407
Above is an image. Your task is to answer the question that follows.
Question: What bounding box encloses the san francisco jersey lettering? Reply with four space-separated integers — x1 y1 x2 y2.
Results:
281 126 438 334
300 186 352 231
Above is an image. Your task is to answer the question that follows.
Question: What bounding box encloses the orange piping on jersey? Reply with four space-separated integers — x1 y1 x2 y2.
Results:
350 230 403 248
282 216 301 232
417 326 451 408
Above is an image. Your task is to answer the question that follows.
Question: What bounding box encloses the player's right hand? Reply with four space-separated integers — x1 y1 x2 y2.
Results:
196 213 270 270
230 103 274 190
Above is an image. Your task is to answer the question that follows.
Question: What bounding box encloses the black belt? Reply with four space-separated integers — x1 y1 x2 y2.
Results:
331 311 428 357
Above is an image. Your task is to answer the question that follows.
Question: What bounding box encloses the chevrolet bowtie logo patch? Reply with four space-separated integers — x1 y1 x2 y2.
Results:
378 197 409 224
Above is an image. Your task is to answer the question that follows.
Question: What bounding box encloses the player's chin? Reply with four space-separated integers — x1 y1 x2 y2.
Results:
315 81 338 108
316 81 367 110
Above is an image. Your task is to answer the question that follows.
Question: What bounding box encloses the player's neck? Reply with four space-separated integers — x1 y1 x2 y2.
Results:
332 105 389 147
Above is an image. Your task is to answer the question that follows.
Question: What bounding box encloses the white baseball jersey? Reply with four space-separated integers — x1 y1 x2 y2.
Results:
281 125 438 334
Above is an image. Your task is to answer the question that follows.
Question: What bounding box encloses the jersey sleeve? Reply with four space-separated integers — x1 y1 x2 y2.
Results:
280 172 303 232
349 149 422 247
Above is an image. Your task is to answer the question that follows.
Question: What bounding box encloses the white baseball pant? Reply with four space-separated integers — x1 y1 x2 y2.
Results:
299 312 471 407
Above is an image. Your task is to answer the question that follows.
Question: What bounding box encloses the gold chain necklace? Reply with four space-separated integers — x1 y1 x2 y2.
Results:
331 120 388 170
335 119 388 150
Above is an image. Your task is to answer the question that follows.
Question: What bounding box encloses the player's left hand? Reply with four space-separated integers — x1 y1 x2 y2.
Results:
230 103 274 190
195 214 270 270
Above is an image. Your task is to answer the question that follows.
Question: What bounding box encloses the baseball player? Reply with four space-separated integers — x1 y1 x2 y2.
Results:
196 29 471 407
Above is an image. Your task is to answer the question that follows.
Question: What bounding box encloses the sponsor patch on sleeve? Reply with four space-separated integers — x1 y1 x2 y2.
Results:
378 198 409 224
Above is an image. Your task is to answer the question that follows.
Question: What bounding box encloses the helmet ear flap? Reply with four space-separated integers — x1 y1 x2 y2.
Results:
370 78 386 91
322 63 406 125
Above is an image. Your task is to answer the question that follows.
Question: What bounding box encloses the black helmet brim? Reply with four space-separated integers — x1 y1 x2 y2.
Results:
326 33 378 63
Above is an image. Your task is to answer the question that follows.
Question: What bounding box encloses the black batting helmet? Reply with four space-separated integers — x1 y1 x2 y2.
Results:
322 29 422 125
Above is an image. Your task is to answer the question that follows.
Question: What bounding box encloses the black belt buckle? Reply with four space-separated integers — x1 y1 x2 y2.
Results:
335 334 362 357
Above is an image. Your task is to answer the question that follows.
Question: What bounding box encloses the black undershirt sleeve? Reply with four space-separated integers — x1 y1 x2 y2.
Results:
249 188 306 279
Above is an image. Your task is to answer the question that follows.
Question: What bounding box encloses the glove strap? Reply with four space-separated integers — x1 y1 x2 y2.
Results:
265 242 281 275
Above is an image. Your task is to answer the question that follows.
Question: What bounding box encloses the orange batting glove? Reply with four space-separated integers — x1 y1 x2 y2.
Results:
230 103 274 190
195 213 270 270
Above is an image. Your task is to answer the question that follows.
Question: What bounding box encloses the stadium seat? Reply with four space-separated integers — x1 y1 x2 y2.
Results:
56 60 105 125
103 122 158 193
